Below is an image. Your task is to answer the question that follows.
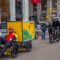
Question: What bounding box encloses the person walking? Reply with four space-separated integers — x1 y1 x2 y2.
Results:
41 23 47 40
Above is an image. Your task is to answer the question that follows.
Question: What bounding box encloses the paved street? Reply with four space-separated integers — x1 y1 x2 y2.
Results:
1 39 60 60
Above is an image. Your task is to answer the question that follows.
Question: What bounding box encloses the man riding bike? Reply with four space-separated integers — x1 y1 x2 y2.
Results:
0 27 18 56
52 17 60 41
52 17 59 29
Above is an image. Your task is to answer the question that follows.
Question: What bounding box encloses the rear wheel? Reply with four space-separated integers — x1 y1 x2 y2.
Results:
56 35 59 42
26 42 32 52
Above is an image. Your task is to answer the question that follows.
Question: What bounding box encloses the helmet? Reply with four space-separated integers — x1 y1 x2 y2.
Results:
8 27 14 30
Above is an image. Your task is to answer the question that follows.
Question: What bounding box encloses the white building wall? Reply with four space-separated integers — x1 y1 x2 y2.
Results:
22 0 29 22
37 3 41 22
10 0 16 21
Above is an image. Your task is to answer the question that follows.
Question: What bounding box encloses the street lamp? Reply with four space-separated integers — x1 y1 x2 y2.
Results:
0 9 1 23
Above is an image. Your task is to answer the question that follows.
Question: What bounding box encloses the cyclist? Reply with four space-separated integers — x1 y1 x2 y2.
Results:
52 17 60 40
0 27 18 56
52 17 59 29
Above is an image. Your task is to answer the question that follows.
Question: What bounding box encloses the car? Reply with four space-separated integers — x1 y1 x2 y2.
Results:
0 22 7 37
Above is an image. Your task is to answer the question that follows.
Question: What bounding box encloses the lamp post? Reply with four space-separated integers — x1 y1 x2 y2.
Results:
0 9 1 23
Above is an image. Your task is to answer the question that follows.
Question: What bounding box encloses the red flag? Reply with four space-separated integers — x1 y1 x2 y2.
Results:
31 0 41 4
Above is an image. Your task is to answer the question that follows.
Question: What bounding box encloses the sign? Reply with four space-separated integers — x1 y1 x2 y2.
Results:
31 0 41 4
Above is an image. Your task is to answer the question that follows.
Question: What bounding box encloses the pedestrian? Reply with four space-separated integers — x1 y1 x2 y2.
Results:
41 23 47 40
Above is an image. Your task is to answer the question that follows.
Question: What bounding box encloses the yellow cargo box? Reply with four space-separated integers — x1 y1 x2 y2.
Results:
7 21 35 43
29 21 35 39
7 21 22 42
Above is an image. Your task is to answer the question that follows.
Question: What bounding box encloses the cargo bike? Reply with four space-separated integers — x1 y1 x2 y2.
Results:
0 21 35 57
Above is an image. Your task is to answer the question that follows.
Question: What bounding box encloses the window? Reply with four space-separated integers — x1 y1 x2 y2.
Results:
41 0 47 21
33 4 37 12
52 0 57 10
41 0 47 11
0 0 10 22
15 0 22 20
0 23 6 29
33 4 37 17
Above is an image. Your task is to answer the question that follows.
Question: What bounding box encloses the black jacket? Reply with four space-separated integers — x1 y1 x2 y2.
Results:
48 23 52 33
52 20 59 28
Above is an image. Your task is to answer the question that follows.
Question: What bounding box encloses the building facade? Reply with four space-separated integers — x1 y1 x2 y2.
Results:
0 0 29 22
29 0 60 23
0 0 10 22
0 0 60 22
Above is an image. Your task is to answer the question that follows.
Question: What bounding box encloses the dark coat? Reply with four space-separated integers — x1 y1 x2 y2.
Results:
41 23 47 32
52 20 59 29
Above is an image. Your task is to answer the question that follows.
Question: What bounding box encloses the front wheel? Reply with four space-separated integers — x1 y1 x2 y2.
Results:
11 46 18 58
49 39 54 44
49 34 54 44
56 39 59 42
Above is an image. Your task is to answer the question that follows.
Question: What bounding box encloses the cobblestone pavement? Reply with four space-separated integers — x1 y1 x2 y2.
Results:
0 39 60 60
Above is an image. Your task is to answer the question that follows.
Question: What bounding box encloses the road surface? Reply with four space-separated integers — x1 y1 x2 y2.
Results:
1 39 60 60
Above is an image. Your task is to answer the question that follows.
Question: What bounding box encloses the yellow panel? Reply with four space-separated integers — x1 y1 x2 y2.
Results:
23 22 29 31
23 22 33 42
29 21 35 39
7 21 22 42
